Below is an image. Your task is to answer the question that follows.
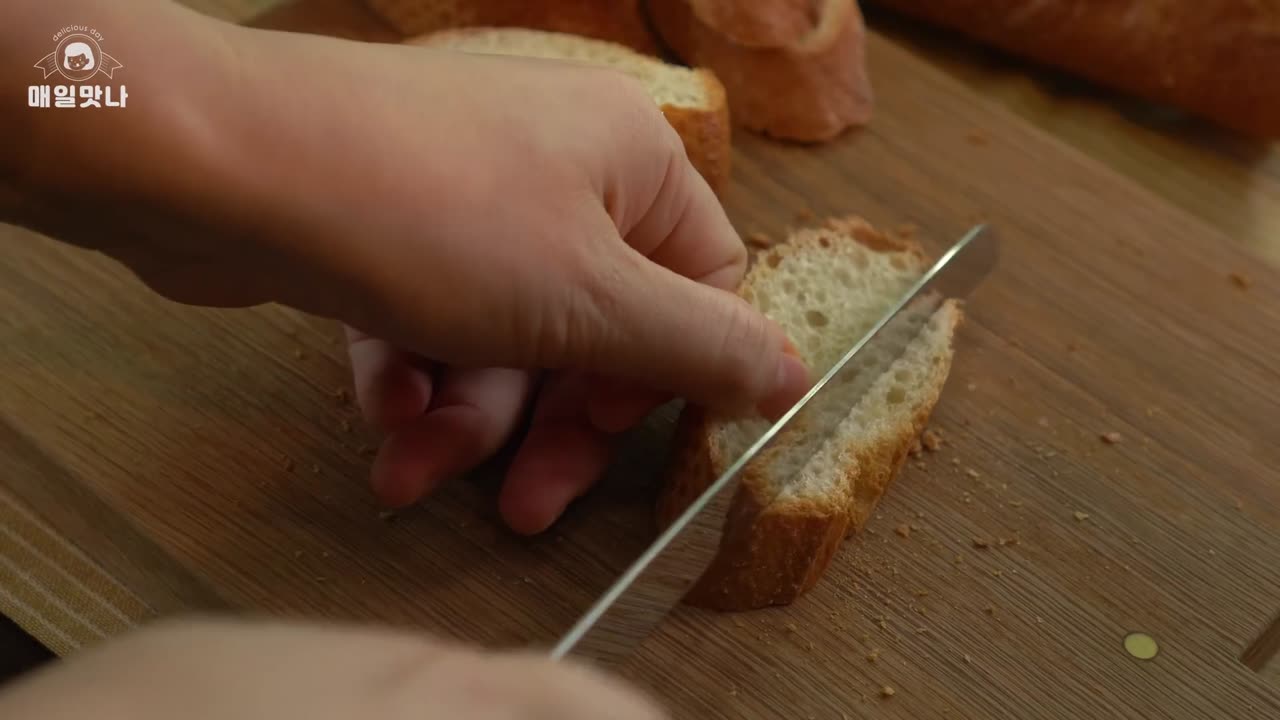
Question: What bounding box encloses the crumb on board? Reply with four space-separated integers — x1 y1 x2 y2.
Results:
1067 340 1080 352
340 418 352 433
1037 417 1050 428
984 604 995 615
951 457 962 466
880 686 896 699
745 230 773 249
964 654 972 664
1234 497 1245 511
281 455 295 472
965 128 990 146
377 510 396 522
310 464 320 474
895 222 919 240
1229 272 1251 290
991 569 1003 577
796 207 816 222
895 523 912 538
1101 431 1123 444
784 622 799 633
292 349 305 360
965 468 981 479
908 436 924 457
998 536 1020 546
1074 510 1091 522
922 429 943 452
972 538 991 549
333 387 352 404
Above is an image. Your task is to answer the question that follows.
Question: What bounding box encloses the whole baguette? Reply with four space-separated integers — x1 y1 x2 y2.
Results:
363 0 659 54
869 0 1280 137
648 0 875 142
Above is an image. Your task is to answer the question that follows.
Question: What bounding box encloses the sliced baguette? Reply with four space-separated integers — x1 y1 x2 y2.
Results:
647 0 874 142
407 28 732 195
363 0 659 54
656 217 962 610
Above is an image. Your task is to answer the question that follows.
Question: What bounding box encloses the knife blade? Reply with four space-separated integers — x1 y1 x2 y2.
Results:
549 223 998 666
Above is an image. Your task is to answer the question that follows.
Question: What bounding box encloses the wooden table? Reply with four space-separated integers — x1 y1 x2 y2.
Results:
2 1 1278 717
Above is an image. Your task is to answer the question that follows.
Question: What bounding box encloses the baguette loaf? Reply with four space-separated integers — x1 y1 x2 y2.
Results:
364 0 659 54
647 0 875 142
868 0 1280 138
408 28 732 195
657 217 961 610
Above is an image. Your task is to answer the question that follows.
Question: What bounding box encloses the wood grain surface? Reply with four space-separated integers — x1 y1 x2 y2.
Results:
2 0 1279 717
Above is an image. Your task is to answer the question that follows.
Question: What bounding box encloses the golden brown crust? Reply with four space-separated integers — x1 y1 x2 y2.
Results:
648 0 874 142
656 218 961 612
872 0 1280 138
363 0 659 54
684 0 817 47
659 71 734 197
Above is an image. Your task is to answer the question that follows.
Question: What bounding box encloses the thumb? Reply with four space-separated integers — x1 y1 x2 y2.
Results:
585 250 811 419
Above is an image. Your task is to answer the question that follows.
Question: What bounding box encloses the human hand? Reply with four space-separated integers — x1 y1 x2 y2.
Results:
0 617 667 720
2 3 810 533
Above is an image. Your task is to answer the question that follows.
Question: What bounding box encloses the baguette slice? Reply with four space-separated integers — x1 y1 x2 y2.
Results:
408 28 732 195
363 0 659 54
648 0 874 142
656 217 961 610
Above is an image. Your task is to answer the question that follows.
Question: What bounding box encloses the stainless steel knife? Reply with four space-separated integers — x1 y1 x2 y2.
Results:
549 223 999 667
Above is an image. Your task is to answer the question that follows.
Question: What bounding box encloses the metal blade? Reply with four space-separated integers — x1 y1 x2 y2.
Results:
550 224 998 666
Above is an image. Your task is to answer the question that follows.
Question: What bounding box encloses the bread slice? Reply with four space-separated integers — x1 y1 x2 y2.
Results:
362 0 659 54
647 0 874 142
656 217 961 610
407 28 732 195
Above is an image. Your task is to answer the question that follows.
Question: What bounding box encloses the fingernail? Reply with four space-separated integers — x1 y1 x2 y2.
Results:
756 352 810 420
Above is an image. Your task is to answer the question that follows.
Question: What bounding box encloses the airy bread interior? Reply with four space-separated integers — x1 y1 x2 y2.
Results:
410 28 712 109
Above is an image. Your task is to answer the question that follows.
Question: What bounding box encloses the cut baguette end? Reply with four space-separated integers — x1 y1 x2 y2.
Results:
406 27 732 193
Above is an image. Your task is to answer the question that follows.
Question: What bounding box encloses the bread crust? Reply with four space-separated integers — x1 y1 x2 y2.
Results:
684 0 816 47
363 0 659 54
656 217 960 611
406 29 732 196
648 0 874 142
871 0 1280 138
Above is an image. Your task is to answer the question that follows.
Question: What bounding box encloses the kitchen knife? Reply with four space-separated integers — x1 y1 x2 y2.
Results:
550 223 998 666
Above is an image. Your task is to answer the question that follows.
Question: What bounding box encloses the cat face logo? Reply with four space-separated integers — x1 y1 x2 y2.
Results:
35 33 122 82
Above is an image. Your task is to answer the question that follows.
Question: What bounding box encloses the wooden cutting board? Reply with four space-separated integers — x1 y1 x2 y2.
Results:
2 1 1279 717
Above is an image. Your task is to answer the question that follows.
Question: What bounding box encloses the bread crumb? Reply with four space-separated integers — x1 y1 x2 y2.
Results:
310 464 320 474
281 455 295 472
984 605 995 615
745 231 773 249
1037 417 1050 428
1229 272 1251 290
1234 497 1245 511
880 686 896 698
1073 510 1090 521
966 468 980 479
964 653 972 663
333 387 351 404
915 627 928 634
339 418 352 433
998 536 1019 546
953 554 965 565
1067 340 1080 352
972 538 991 549
922 429 943 452
377 510 396 522
292 349 305 360
1101 431 1123 444
895 222 919 240
784 622 799 633
966 382 977 391
895 523 911 538
795 207 816 222
951 457 962 466
908 436 924 457
991 569 1003 577
727 685 738 697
